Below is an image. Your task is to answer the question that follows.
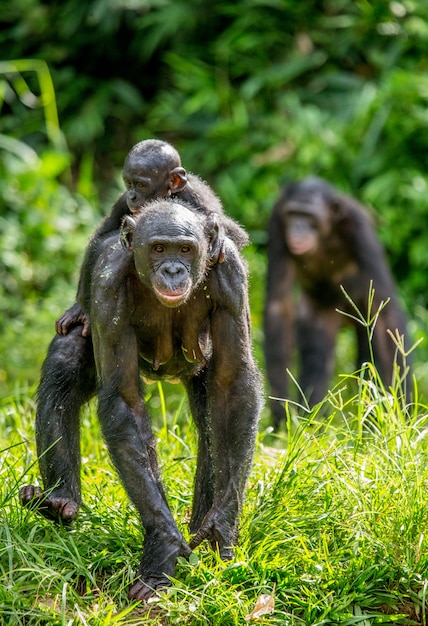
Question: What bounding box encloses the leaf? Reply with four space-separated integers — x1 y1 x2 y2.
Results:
245 585 275 622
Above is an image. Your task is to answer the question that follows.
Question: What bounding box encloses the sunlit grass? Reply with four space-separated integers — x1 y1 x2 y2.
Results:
2 362 428 625
2 291 428 624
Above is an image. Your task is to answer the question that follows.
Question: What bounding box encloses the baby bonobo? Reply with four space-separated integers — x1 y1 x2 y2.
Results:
56 138 248 337
23 199 262 601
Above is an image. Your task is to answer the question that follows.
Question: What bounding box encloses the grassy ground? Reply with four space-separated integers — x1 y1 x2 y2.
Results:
2 366 428 625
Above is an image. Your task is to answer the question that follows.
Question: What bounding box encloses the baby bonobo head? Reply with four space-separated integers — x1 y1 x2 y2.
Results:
122 139 188 212
121 199 224 308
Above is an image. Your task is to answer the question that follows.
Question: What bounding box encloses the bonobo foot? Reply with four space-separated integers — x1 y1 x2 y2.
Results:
128 531 191 602
20 485 79 523
128 574 172 602
189 507 236 560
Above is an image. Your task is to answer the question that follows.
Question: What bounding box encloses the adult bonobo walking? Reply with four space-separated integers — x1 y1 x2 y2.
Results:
20 139 248 525
22 199 262 601
264 177 412 427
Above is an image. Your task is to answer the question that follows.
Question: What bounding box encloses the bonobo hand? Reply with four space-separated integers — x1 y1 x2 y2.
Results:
20 485 79 523
189 507 236 561
55 302 91 337
128 530 192 602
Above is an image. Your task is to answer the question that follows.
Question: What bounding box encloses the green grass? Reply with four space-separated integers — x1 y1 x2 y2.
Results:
2 368 428 625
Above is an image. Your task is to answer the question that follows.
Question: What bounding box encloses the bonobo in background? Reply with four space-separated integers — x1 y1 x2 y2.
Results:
264 177 412 428
20 138 249 529
22 199 262 601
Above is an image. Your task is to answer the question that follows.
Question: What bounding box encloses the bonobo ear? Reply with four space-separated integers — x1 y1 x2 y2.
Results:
206 216 226 265
169 167 188 193
120 215 138 250
330 197 347 223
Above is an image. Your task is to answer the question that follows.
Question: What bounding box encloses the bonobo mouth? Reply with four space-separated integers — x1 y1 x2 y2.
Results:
153 286 191 308
288 241 316 256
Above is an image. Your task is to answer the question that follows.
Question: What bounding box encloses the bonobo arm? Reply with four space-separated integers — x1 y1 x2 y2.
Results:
55 194 129 336
55 238 101 337
264 205 296 426
188 243 261 557
91 243 190 601
332 196 398 300
336 197 412 391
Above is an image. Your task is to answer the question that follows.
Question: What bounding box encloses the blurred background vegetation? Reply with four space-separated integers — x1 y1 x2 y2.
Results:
1 0 428 400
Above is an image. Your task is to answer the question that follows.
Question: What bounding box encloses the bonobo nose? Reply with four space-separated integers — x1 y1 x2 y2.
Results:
163 263 185 277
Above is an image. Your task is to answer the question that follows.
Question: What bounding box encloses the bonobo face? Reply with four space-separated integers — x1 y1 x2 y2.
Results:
131 203 209 308
284 212 319 256
123 153 174 212
283 194 331 256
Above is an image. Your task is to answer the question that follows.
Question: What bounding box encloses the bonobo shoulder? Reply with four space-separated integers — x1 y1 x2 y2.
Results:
207 237 248 313
90 237 137 334
222 237 248 275
92 236 133 295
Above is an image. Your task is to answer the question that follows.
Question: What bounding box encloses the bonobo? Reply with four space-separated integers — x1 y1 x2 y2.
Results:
264 177 412 427
20 139 249 529
22 199 262 601
56 139 248 336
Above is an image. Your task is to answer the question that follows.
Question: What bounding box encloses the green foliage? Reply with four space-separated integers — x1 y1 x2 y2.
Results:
2 371 428 624
1 1 428 386
1 8 428 622
0 61 97 392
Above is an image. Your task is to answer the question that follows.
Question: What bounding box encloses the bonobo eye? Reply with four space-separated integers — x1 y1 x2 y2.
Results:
152 244 165 254
180 245 192 254
136 181 148 190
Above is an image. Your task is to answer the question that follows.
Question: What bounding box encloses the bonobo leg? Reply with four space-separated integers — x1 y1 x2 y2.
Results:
188 363 260 560
20 326 96 522
97 385 191 602
297 303 341 405
183 374 214 535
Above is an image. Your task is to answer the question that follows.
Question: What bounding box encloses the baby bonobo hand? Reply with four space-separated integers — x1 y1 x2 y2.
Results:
55 302 91 337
